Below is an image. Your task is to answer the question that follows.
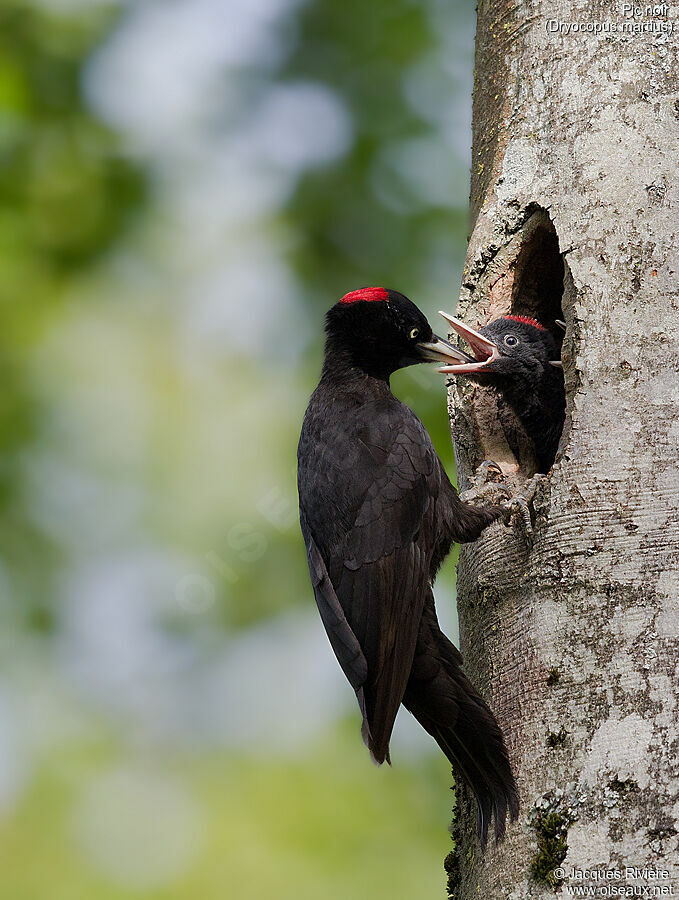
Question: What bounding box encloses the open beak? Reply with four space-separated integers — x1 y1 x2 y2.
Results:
417 334 476 365
435 312 501 374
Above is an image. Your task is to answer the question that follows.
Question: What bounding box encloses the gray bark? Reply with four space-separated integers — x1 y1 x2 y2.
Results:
445 1 679 896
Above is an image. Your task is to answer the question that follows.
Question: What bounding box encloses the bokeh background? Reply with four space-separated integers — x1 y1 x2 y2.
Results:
0 0 477 896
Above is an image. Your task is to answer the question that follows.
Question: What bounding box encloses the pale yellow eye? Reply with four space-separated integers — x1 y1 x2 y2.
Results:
409 327 420 340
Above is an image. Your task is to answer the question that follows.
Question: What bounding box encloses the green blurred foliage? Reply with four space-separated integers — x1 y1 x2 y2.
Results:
0 2 145 271
0 0 471 625
0 0 476 896
284 0 468 300
0 723 452 900
284 0 472 475
0 0 147 620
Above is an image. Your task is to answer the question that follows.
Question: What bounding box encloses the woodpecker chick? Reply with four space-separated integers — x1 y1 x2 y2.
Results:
298 287 518 846
439 313 565 474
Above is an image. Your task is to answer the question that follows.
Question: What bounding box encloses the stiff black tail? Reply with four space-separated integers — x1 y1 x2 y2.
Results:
402 601 518 847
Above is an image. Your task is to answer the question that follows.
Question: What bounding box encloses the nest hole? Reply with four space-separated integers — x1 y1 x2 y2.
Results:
485 210 568 476
510 212 565 354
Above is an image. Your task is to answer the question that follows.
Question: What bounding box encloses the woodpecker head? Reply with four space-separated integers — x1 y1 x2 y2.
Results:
323 288 473 379
436 312 562 386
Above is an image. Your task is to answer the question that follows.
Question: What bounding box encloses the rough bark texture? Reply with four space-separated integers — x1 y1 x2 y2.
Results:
445 1 679 896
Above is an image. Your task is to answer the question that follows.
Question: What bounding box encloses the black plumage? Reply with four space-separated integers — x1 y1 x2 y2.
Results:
297 288 518 845
439 313 566 473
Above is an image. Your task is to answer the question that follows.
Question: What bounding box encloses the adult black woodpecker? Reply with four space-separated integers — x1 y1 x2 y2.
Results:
297 287 519 845
438 313 565 474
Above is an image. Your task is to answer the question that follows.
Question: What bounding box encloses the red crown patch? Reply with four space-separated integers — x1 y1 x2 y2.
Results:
504 314 546 331
340 287 389 304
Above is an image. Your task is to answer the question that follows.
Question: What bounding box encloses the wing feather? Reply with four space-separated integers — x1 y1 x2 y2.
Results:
299 396 440 764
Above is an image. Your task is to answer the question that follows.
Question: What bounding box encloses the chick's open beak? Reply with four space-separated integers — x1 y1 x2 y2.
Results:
417 334 475 365
435 311 501 374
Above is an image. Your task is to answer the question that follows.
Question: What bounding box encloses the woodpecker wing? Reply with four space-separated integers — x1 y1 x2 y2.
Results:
301 524 368 698
298 395 439 763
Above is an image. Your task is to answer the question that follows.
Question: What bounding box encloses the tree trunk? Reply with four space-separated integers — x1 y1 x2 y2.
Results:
445 2 679 896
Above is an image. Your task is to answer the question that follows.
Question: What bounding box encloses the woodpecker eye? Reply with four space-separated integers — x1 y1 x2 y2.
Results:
409 327 420 340
504 334 518 347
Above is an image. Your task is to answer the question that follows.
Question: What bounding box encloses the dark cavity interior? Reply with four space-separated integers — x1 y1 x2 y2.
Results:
509 210 567 473
510 213 565 355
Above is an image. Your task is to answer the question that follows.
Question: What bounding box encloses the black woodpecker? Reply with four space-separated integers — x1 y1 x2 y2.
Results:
297 288 519 845
438 313 565 474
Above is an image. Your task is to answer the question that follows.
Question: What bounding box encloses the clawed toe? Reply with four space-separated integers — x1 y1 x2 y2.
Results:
502 496 534 543
476 459 503 483
501 474 546 546
460 460 509 506
461 481 511 506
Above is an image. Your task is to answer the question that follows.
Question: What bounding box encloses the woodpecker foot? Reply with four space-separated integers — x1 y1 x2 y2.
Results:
502 473 545 546
460 460 511 506
474 459 504 484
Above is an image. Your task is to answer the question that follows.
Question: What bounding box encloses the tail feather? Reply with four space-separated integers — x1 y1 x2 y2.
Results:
402 601 518 847
431 710 517 845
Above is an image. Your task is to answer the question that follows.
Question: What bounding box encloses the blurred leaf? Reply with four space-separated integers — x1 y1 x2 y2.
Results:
0 0 148 617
